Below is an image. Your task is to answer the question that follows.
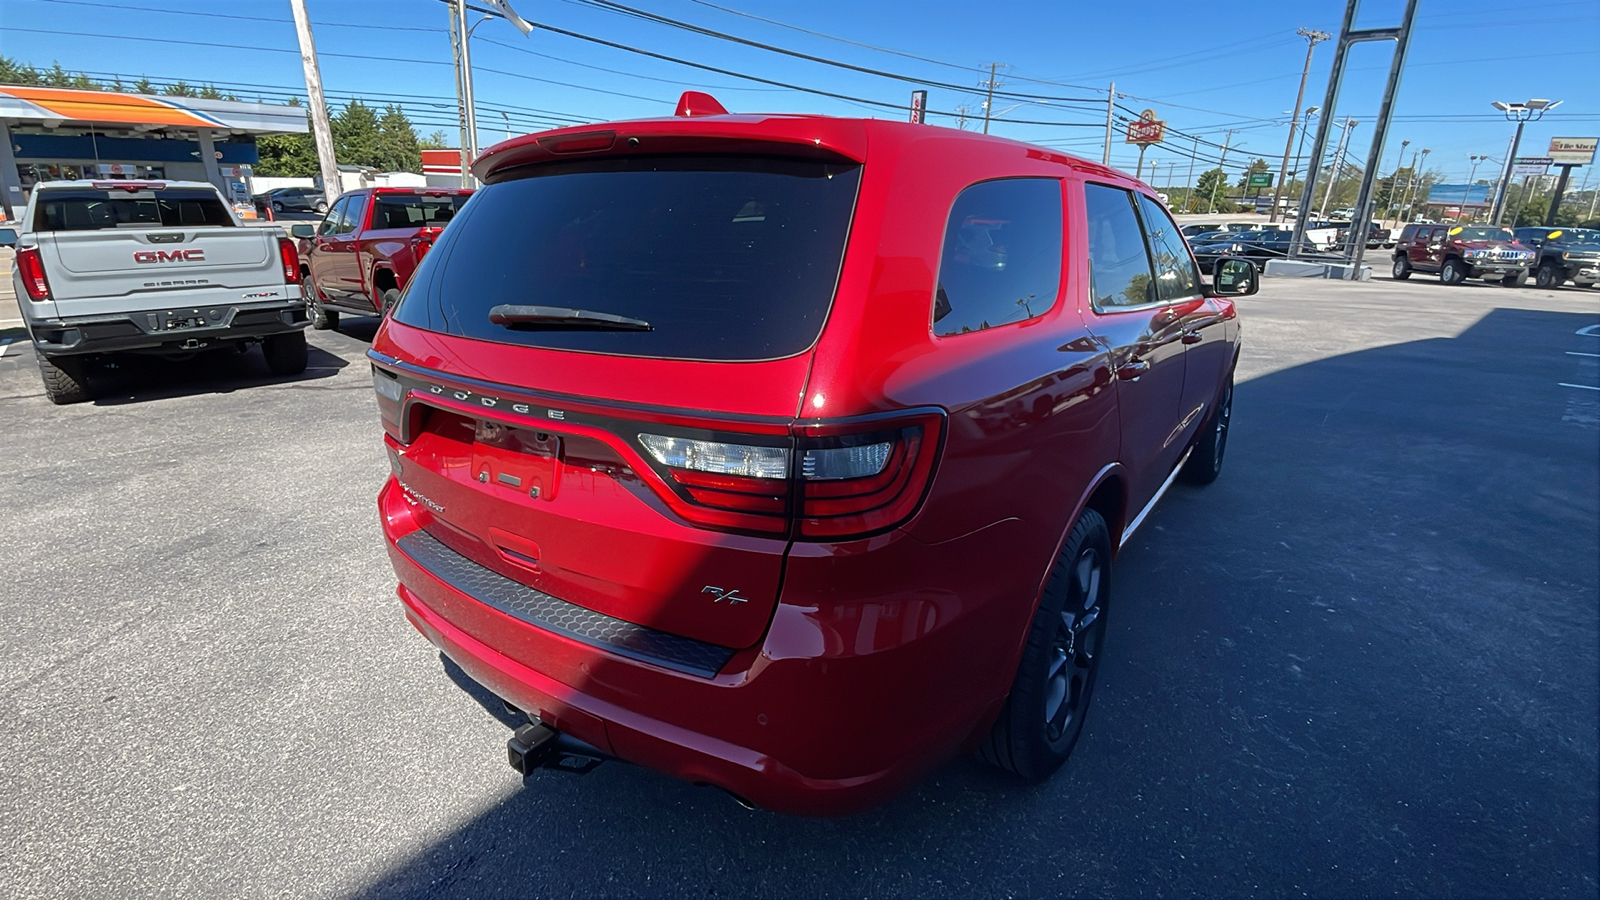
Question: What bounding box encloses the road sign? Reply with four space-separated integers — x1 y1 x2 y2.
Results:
1547 137 1596 166
1125 109 1166 145
909 90 927 125
1513 157 1551 178
1247 172 1274 189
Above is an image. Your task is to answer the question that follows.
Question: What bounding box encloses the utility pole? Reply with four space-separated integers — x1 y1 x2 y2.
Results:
1400 147 1430 223
1183 135 1198 213
288 0 341 207
980 63 1004 135
1383 138 1409 223
1207 130 1235 214
954 104 973 131
457 0 480 168
1270 28 1330 223
448 1 470 187
1103 82 1115 166
1319 117 1357 220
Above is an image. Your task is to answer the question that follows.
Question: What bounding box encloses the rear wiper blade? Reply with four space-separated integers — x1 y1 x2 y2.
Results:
487 304 652 331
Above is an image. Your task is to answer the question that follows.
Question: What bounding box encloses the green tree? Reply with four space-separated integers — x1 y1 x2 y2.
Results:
163 80 198 97
1194 168 1238 213
199 84 224 100
255 131 319 178
43 62 74 86
375 104 422 173
419 130 450 150
132 76 155 94
0 56 43 84
332 99 381 168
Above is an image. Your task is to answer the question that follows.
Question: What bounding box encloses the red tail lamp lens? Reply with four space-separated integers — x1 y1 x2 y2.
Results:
16 246 51 301
277 237 300 283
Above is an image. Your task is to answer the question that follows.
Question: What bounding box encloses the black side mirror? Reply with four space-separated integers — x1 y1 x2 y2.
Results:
1212 257 1259 296
0 227 16 248
289 223 315 239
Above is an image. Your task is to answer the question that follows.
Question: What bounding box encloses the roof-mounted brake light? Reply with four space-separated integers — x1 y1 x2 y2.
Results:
675 91 728 118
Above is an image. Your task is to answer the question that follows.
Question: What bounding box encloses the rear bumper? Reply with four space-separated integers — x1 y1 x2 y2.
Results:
379 478 1028 815
27 299 308 355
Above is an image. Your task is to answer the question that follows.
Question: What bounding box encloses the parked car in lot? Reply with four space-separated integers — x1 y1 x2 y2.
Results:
3 180 308 403
301 186 471 330
1513 226 1600 289
1333 220 1393 250
1191 229 1298 269
1391 223 1535 285
254 187 328 215
369 98 1256 815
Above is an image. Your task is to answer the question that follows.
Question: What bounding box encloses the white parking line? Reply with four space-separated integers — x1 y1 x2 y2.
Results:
0 338 12 358
1560 383 1600 391
1569 351 1600 358
1579 324 1600 337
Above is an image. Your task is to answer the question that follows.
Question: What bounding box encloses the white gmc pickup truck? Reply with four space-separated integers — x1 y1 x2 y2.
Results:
3 180 309 404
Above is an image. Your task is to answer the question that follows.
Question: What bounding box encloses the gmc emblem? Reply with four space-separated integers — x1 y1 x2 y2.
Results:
133 249 205 264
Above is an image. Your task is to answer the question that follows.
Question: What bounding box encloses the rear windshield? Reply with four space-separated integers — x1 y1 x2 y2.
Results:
371 194 469 230
34 189 233 231
391 155 861 361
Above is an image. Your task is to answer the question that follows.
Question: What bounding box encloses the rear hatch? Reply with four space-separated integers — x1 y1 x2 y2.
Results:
33 185 284 315
374 151 864 650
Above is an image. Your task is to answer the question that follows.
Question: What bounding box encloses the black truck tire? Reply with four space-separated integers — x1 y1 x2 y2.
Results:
262 331 309 376
1535 263 1564 289
36 350 93 405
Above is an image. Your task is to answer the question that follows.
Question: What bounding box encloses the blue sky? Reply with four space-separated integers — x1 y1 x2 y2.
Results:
2 0 1597 189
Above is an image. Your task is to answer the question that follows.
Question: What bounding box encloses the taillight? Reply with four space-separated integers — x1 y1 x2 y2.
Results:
278 237 300 283
794 412 944 539
15 246 51 302
633 409 945 540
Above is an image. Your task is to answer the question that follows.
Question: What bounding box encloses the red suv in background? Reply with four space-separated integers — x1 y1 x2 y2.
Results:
369 99 1254 814
301 186 471 330
1391 223 1535 285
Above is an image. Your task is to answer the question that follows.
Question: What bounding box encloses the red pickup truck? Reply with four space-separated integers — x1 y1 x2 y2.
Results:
297 186 471 330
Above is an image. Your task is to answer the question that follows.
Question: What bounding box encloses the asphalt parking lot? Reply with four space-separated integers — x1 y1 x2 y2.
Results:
1 275 1595 898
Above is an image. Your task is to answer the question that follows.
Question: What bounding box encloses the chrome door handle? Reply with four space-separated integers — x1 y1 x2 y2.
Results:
1116 360 1149 381
1181 331 1203 345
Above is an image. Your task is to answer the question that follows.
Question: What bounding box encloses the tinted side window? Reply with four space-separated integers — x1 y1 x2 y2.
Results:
1084 183 1156 309
319 198 347 236
1136 194 1200 301
338 196 367 234
933 178 1062 336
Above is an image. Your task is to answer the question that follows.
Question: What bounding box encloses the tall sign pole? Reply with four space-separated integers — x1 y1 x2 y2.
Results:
909 90 927 124
1103 82 1115 166
1270 28 1330 223
288 0 341 207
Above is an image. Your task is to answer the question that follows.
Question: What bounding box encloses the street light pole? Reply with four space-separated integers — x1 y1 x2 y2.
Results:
1401 148 1430 222
1289 106 1318 214
1270 28 1330 223
1462 154 1486 222
1319 117 1358 220
1385 138 1409 222
1488 98 1561 224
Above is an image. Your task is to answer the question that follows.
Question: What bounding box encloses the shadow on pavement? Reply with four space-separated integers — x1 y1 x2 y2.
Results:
356 308 1599 899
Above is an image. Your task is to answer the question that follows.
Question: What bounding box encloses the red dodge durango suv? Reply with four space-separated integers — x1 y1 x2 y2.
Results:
370 95 1253 815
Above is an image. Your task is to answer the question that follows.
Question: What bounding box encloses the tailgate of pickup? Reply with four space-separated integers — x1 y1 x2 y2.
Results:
40 227 290 316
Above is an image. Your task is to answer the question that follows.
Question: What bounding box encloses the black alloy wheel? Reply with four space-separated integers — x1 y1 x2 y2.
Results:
981 508 1113 781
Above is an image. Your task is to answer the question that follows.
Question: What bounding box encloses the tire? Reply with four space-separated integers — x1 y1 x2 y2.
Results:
1501 270 1528 287
271 201 284 212
1440 258 1469 285
1182 375 1232 485
1535 263 1564 289
315 200 328 214
262 330 308 376
380 288 401 316
35 350 93 405
306 296 339 331
981 508 1113 782
1392 256 1411 280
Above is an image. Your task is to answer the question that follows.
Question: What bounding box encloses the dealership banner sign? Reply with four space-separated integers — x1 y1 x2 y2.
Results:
1547 137 1596 166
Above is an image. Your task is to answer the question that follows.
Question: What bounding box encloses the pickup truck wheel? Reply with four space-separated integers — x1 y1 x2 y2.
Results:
307 297 339 331
36 350 93 404
1392 256 1411 280
1182 376 1232 485
262 331 308 376
981 508 1112 782
1501 270 1528 287
381 288 401 316
1535 263 1564 289
1440 258 1469 285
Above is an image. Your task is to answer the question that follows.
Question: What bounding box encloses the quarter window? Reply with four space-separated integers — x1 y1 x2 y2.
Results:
932 178 1062 336
1084 183 1157 309
1136 194 1200 301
